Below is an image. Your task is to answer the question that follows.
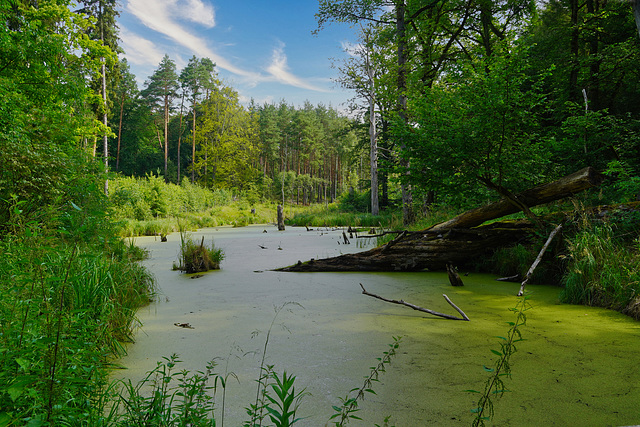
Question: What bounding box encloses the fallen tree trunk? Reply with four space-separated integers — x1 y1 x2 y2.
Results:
277 168 602 273
429 167 602 232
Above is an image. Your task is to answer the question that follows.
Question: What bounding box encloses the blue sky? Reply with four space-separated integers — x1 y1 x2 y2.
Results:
117 0 359 109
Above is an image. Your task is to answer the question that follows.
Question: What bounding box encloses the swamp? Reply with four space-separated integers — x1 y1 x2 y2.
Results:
113 225 640 426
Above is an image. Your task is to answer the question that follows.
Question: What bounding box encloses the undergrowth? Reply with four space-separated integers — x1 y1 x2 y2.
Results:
561 218 640 318
0 199 155 425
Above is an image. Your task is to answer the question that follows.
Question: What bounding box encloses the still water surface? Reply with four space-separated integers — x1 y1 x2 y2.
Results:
114 225 640 426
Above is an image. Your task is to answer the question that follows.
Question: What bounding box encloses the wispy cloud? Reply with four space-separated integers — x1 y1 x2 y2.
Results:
120 26 164 66
179 0 215 27
266 42 329 92
124 0 329 93
125 0 257 79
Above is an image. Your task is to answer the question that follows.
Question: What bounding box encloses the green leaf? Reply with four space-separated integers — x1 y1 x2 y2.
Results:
483 365 495 372
0 413 13 427
490 349 502 356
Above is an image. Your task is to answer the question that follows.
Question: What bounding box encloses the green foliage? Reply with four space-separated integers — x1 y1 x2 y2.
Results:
110 175 232 221
264 371 308 427
0 230 154 424
116 354 222 427
338 189 371 213
468 297 530 426
561 220 640 318
405 40 551 199
491 244 535 278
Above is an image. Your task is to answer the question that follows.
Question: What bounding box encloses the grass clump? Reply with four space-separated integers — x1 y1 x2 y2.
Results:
175 232 225 274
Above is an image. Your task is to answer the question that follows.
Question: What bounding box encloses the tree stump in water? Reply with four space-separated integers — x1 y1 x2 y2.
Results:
447 263 464 286
277 204 285 231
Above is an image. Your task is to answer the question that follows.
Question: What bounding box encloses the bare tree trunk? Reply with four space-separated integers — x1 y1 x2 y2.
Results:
191 107 196 183
396 0 413 225
100 1 108 195
177 92 185 184
116 91 125 171
634 0 640 38
164 95 169 182
365 27 379 216
277 204 285 231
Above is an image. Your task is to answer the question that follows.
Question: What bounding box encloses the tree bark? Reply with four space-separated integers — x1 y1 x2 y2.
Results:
277 204 285 231
634 0 640 38
430 167 601 232
278 168 602 272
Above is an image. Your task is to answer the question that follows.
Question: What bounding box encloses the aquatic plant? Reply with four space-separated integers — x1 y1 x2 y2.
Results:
329 336 402 426
117 354 222 426
467 296 530 426
175 230 225 274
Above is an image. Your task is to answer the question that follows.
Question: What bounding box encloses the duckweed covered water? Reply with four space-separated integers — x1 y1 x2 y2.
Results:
114 225 640 426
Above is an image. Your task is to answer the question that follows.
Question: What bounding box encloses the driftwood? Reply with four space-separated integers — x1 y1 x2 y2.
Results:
518 224 563 296
359 283 470 321
496 274 521 282
277 167 602 273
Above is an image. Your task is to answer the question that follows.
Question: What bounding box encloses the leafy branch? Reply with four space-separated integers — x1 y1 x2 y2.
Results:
468 296 530 426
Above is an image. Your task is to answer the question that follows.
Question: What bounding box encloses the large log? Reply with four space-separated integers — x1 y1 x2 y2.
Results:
277 168 602 273
429 167 602 232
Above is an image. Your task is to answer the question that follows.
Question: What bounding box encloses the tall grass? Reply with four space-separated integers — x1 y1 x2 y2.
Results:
0 204 155 424
561 222 640 317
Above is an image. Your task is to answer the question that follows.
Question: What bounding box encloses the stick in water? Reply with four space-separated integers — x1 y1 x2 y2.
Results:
359 283 470 321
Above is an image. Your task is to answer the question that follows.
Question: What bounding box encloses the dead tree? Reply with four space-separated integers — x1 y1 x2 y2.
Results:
277 168 602 273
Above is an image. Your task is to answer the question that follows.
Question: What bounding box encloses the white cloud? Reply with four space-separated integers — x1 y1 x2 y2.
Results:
266 42 329 92
124 0 328 92
120 26 164 66
179 0 215 27
126 0 256 78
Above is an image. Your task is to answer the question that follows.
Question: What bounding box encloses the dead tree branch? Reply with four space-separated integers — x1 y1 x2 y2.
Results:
359 283 470 321
518 224 563 296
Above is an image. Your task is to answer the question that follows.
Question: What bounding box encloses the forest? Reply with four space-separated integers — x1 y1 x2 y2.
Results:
1 0 640 424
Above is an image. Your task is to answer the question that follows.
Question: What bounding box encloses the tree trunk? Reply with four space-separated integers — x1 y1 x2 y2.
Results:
164 94 169 182
278 168 602 272
116 91 125 171
277 204 285 231
192 107 197 183
430 167 601 231
634 0 640 38
396 0 414 225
